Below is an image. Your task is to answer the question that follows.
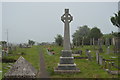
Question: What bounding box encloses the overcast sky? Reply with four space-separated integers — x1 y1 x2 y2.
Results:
1 2 119 43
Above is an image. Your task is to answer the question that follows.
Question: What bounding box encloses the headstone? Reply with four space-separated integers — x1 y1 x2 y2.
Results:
72 50 82 56
99 56 103 65
111 62 115 66
4 56 37 78
115 37 120 53
74 50 82 55
86 49 92 61
98 38 103 53
2 48 8 56
106 46 110 54
85 49 89 56
54 9 80 73
108 62 112 70
105 38 110 47
103 61 107 69
96 51 99 64
112 37 115 46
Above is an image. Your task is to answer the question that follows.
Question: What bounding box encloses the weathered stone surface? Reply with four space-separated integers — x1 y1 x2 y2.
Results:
54 68 80 73
4 56 37 78
73 50 82 55
61 50 72 57
96 51 99 64
57 63 76 70
107 70 120 75
54 9 80 73
106 46 110 54
60 57 74 64
99 56 103 65
98 38 103 53
61 9 73 50
58 50 77 70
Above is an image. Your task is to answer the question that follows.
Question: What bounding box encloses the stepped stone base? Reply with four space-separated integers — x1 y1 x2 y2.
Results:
54 67 80 73
57 63 76 70
54 50 80 73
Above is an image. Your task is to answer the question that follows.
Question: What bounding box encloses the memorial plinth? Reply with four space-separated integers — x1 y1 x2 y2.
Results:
54 9 80 73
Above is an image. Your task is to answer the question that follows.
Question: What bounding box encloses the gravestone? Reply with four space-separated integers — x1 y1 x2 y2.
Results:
108 62 112 70
96 51 99 64
103 61 107 69
99 56 103 65
105 38 110 47
112 37 115 46
72 50 82 56
54 9 80 73
4 56 37 78
86 50 92 61
106 46 110 54
115 37 120 53
98 38 103 53
74 50 82 54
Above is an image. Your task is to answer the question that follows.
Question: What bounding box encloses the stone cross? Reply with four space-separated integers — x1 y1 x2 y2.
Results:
61 9 73 50
54 9 80 73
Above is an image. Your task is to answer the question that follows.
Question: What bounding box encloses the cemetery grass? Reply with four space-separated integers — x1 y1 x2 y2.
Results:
2 46 40 77
42 45 118 78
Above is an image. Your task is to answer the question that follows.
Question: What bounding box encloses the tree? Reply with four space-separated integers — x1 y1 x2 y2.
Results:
111 11 120 37
1 41 7 48
72 25 90 46
55 34 63 46
28 40 35 46
1 41 7 45
89 27 103 40
110 11 120 28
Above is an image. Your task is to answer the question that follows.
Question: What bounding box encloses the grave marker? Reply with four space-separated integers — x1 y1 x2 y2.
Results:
98 38 103 53
96 51 99 64
54 9 80 73
4 56 37 78
106 46 110 54
99 56 103 65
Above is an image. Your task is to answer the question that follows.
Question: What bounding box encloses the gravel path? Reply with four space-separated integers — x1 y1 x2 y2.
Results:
37 48 49 78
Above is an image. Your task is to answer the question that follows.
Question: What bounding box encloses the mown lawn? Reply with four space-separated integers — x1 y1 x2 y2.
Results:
42 45 118 78
2 45 40 78
2 45 119 78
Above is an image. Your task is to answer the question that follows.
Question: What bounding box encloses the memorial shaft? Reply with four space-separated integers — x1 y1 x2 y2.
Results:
64 20 70 50
54 9 80 73
61 9 73 50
